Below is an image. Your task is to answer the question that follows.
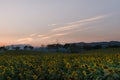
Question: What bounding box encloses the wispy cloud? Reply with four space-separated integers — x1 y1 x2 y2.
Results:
69 15 106 25
48 24 57 26
39 32 69 40
51 15 107 32
17 38 33 43
53 33 69 36
24 15 108 44
51 25 77 32
40 36 51 40
51 24 57 26
30 33 38 37
38 34 45 37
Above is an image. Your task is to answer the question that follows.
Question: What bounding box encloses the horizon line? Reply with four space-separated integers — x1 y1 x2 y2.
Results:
0 40 120 47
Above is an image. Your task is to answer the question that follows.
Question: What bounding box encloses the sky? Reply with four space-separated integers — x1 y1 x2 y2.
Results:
0 0 120 46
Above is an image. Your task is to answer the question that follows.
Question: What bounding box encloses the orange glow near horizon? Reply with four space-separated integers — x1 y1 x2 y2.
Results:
0 37 119 47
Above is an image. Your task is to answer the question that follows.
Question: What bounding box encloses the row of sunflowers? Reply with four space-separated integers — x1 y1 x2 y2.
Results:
0 52 120 80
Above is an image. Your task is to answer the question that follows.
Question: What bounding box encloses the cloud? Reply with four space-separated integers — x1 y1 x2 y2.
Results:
38 34 45 37
53 33 69 36
51 15 107 32
17 38 33 43
24 15 108 44
69 15 106 25
39 32 69 40
40 36 51 40
51 25 77 32
31 15 107 41
48 24 57 26
30 33 37 37
51 24 57 26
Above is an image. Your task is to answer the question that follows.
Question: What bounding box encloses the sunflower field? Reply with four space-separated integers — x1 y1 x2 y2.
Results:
0 50 120 80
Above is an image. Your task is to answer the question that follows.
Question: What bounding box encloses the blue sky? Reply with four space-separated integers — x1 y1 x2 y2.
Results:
0 0 120 46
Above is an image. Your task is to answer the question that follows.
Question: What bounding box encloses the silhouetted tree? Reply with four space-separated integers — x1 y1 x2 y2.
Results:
83 45 93 50
28 46 34 50
46 44 63 52
63 44 71 49
107 45 120 48
24 46 28 50
24 45 34 50
15 46 20 50
93 45 102 49
0 46 7 51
